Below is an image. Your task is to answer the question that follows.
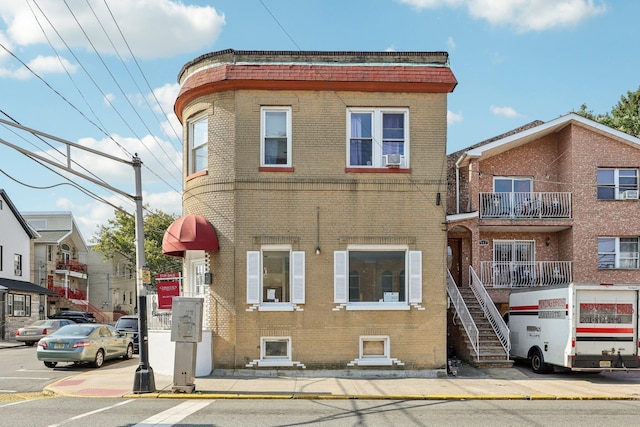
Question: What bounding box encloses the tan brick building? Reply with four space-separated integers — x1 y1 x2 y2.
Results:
165 49 457 373
446 114 640 365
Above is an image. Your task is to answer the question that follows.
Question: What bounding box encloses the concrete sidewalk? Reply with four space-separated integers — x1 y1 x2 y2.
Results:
44 359 640 400
4 340 640 400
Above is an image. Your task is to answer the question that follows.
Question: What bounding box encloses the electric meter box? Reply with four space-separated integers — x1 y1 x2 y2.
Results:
170 297 203 343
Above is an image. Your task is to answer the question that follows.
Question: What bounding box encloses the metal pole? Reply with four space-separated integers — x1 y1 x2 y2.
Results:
132 155 155 393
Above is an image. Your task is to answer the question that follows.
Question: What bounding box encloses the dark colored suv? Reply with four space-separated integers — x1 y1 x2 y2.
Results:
49 311 97 323
114 315 139 353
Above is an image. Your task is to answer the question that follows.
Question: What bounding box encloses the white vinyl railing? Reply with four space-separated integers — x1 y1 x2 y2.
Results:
479 192 571 219
479 260 572 288
469 267 510 358
446 270 479 361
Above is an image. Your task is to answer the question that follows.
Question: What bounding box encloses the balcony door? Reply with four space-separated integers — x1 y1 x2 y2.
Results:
493 240 535 286
494 177 532 216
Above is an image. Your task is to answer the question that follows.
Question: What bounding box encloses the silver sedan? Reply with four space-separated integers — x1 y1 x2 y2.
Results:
16 319 75 346
36 324 134 368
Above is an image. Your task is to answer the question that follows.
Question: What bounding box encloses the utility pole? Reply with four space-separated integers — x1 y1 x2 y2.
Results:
132 156 155 393
0 118 156 392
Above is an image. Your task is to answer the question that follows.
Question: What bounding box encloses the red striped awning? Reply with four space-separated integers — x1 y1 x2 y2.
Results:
162 215 219 257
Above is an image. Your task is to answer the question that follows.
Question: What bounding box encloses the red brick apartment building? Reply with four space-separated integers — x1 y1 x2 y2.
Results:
162 49 457 373
446 113 640 365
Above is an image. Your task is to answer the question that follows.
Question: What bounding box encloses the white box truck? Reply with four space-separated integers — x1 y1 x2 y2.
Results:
508 283 640 373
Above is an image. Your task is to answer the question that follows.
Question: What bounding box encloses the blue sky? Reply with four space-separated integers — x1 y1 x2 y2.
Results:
0 0 637 241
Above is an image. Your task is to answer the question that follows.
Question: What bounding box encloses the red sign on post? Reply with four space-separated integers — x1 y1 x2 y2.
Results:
156 273 181 310
157 280 180 309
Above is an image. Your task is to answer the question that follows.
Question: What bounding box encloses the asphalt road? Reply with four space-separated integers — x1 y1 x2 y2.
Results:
0 344 138 395
2 396 640 426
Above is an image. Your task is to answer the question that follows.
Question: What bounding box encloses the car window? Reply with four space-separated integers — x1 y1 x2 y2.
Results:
116 318 138 329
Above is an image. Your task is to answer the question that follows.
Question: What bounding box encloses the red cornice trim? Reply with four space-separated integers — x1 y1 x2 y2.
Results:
175 64 457 121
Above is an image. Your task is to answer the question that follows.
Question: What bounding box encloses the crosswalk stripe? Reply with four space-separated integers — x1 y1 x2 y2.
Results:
133 400 212 426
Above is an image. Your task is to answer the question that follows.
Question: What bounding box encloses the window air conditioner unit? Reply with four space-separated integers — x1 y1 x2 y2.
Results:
383 154 402 167
622 190 639 199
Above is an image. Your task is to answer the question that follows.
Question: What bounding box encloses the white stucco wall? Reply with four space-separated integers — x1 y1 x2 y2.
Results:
148 329 212 377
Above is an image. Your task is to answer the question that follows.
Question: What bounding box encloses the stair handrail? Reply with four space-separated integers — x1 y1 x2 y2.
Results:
469 266 511 357
446 270 479 361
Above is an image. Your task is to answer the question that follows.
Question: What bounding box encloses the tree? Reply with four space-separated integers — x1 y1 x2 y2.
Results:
92 207 182 288
574 86 640 138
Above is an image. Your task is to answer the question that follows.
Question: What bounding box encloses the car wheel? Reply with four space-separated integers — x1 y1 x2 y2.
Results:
531 349 551 374
93 349 105 368
44 361 57 368
123 343 133 360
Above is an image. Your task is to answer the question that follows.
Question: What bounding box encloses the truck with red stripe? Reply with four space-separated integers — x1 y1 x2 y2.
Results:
508 283 640 373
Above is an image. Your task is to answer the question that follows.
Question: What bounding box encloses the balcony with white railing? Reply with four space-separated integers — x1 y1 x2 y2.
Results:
479 192 571 219
479 260 572 288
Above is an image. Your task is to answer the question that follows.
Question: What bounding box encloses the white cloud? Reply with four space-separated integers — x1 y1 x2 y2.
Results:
0 54 77 79
104 93 116 106
447 36 456 50
490 105 522 118
40 132 181 190
447 109 464 125
0 0 225 60
398 0 607 32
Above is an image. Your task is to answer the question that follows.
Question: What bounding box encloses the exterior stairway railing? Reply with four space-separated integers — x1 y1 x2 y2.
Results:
469 266 510 358
446 270 479 361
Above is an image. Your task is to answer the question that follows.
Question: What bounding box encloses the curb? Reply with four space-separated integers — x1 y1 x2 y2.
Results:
120 391 640 401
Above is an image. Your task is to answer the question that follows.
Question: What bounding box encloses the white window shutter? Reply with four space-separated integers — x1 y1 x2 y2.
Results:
334 251 348 303
408 251 422 303
246 251 261 304
291 251 305 304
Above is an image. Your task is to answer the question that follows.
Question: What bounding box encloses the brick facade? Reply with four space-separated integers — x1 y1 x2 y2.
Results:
174 50 457 372
447 114 640 302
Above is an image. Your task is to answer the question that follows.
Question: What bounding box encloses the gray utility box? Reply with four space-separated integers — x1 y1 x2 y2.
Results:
170 297 203 393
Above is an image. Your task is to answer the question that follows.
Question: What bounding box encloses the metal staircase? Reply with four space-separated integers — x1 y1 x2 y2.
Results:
447 269 513 368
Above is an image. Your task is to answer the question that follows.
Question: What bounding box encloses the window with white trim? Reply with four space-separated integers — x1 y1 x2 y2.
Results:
14 253 22 276
246 246 305 309
261 107 292 167
597 168 639 200
334 246 421 309
7 294 31 317
361 336 390 360
598 237 639 269
347 108 408 168
188 113 208 174
261 337 291 361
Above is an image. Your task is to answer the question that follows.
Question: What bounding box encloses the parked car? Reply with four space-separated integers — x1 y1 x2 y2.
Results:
16 319 75 346
114 315 139 354
36 323 133 368
49 311 96 323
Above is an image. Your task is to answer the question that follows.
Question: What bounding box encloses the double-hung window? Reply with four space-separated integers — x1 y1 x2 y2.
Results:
334 246 421 309
7 294 30 316
188 113 208 174
597 168 639 200
246 246 305 310
14 253 22 276
261 107 292 167
598 237 639 269
348 108 408 168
